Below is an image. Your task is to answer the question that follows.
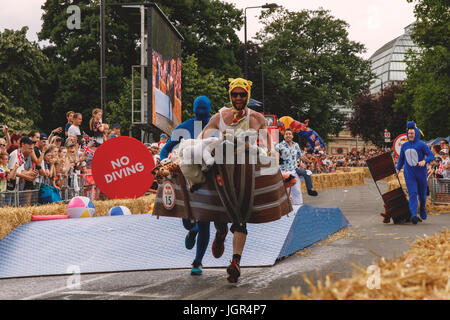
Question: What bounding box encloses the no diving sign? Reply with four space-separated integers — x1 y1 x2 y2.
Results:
92 136 155 199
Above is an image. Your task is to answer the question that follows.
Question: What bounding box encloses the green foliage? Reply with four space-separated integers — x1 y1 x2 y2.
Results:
349 84 408 147
38 0 139 133
37 0 242 134
0 93 34 133
181 54 228 120
394 0 450 138
254 8 373 142
0 27 48 125
155 0 243 78
407 0 449 48
105 77 132 135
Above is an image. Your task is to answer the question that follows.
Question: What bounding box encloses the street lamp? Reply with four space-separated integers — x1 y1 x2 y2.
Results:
100 0 106 120
244 3 279 78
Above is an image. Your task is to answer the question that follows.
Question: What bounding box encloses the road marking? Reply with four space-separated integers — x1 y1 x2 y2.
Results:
21 273 116 300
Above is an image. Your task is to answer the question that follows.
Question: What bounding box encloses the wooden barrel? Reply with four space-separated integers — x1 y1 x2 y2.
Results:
153 146 292 224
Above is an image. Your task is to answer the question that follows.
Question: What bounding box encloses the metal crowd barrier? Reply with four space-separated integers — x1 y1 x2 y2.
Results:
0 173 99 207
429 177 450 205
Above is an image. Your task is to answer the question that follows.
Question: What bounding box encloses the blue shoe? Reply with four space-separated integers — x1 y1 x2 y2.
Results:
191 261 203 275
420 212 427 220
185 231 197 250
411 216 420 225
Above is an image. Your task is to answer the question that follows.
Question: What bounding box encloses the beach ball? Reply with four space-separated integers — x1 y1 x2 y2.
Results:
66 196 95 218
107 206 132 216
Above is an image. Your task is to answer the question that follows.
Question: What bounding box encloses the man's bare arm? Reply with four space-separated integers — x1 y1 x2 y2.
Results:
200 113 220 139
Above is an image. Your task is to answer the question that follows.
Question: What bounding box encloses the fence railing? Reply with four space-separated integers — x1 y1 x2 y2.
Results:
429 177 450 205
0 173 99 208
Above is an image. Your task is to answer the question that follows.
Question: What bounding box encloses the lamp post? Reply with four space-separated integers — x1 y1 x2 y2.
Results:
244 3 279 79
100 0 106 120
261 54 265 113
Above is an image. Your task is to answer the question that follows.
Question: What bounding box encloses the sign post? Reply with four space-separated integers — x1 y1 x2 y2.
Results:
384 129 391 143
92 136 155 199
393 133 408 157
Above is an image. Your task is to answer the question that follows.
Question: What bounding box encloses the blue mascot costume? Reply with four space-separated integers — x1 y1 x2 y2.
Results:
160 96 212 275
396 121 434 224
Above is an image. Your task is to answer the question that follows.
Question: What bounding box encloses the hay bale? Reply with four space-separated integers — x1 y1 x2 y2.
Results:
0 194 156 240
300 171 365 192
283 229 450 300
92 194 155 217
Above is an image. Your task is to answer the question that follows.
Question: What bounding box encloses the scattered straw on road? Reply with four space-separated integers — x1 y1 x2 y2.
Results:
284 229 450 300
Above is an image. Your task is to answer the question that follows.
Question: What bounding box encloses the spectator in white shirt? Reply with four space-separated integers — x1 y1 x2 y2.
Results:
68 113 83 138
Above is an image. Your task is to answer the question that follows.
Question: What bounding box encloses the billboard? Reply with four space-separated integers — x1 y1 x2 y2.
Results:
151 6 182 134
152 51 181 127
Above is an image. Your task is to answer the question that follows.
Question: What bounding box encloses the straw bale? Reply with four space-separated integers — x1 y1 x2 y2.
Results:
337 167 372 179
0 194 156 240
284 229 450 300
301 171 365 192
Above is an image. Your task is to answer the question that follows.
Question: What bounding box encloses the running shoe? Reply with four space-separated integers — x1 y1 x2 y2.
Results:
420 212 427 220
212 227 228 258
226 259 241 283
185 230 198 250
191 260 203 276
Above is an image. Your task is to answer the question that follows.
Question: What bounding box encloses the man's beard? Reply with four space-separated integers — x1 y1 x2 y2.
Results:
232 102 246 110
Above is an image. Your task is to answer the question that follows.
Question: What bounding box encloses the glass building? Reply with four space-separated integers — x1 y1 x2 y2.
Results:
369 24 419 93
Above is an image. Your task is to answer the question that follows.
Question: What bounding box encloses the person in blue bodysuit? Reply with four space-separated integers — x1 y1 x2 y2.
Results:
160 96 212 275
396 121 434 224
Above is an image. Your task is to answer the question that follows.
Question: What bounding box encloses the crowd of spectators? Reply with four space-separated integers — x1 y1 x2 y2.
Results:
2 109 446 207
428 139 450 179
0 109 122 206
298 144 389 174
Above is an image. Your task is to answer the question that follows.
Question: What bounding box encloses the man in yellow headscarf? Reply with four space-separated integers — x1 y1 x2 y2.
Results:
199 77 272 283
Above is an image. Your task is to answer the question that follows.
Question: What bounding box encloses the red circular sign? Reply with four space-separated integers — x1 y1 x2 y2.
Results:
393 134 408 157
91 136 155 199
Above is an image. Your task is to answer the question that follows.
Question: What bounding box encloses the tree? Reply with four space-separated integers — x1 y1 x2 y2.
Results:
0 93 34 133
181 54 228 120
38 0 140 133
235 40 265 109
156 0 243 78
254 8 373 142
394 0 450 138
349 84 408 147
37 0 244 135
105 77 132 136
0 27 48 126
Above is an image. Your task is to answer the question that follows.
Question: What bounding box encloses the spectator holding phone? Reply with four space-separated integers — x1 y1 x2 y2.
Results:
8 137 39 206
1 151 19 206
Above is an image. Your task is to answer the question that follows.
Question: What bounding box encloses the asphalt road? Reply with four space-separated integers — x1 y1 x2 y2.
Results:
0 178 449 300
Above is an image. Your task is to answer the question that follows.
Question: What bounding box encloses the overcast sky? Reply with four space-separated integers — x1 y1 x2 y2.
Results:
0 0 416 59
